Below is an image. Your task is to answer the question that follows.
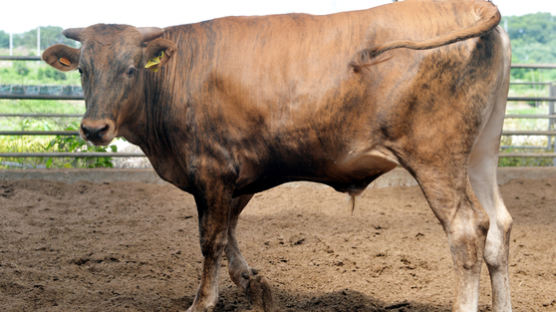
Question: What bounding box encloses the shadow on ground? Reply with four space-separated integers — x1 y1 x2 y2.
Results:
189 287 453 312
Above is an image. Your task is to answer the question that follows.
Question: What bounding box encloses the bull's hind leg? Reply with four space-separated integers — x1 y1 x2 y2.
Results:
225 195 275 312
409 165 489 312
469 149 512 312
225 195 254 288
469 94 512 312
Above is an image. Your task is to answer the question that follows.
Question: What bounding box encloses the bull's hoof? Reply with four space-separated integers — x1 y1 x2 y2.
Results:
185 301 216 312
185 306 215 312
185 307 214 312
246 274 276 312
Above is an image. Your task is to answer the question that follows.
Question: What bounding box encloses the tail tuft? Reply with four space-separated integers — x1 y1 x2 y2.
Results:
349 193 356 215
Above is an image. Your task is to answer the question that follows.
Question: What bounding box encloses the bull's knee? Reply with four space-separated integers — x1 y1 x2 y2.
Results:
447 203 489 269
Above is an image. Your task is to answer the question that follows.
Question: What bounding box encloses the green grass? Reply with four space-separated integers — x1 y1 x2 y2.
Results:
0 137 117 169
504 102 551 131
0 99 85 134
0 99 84 114
0 99 116 169
509 84 550 98
0 121 118 169
0 136 52 168
499 96 555 166
498 150 555 167
0 61 80 85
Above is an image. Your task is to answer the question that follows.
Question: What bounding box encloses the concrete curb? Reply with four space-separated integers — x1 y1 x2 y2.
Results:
1 167 555 188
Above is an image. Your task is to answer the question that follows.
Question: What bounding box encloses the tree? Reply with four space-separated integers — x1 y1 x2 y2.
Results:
9 26 79 51
0 30 8 49
13 29 36 49
501 13 556 64
39 26 80 48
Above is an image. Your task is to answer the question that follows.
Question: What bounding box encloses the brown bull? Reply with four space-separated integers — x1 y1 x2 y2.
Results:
42 0 512 311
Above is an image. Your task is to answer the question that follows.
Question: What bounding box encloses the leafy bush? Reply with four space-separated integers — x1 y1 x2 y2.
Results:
499 135 555 167
0 117 117 169
45 123 117 168
38 67 66 81
0 30 8 48
13 62 30 76
499 153 555 167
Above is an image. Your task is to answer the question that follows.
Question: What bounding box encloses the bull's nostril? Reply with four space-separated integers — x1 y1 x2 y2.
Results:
81 122 111 142
81 124 90 136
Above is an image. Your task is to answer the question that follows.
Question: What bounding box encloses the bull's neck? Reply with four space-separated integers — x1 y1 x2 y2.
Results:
135 27 194 160
134 72 174 155
121 26 198 189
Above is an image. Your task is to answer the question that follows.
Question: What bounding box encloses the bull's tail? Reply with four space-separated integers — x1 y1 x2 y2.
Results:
352 0 501 72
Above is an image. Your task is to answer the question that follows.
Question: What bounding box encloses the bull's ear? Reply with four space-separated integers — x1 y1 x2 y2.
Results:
42 44 81 72
144 38 177 72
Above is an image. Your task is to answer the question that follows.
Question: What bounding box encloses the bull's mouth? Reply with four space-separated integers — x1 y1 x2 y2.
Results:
79 119 117 146
83 133 116 146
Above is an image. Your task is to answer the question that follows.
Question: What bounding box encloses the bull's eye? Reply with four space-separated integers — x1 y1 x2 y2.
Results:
126 67 137 77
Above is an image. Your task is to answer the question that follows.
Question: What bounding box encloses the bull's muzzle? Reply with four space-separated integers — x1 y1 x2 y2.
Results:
80 119 116 146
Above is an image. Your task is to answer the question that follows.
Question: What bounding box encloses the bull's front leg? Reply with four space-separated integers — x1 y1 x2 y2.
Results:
187 183 233 312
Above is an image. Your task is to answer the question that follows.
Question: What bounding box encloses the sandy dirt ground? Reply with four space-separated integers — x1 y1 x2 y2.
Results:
1 175 555 312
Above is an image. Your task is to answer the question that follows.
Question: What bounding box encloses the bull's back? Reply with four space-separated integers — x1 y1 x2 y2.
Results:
166 13 366 120
165 0 502 128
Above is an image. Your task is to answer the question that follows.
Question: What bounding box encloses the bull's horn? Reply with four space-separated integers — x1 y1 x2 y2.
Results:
63 28 84 42
138 27 164 42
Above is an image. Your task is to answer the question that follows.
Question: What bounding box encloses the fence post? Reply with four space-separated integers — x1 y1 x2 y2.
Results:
37 27 41 57
551 83 556 166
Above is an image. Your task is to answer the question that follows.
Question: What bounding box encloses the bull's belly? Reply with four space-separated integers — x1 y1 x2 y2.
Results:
321 148 398 194
233 148 399 197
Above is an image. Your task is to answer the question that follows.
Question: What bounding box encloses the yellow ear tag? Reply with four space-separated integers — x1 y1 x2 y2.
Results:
145 51 164 72
59 57 71 66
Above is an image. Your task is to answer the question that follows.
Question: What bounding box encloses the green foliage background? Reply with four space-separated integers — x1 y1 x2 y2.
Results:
501 13 556 83
502 13 556 64
0 26 79 55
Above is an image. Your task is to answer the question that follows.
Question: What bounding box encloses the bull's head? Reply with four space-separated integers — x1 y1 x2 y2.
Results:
42 24 176 145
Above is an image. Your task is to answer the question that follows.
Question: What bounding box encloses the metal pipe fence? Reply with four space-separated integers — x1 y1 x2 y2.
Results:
1 58 556 165
0 56 42 61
